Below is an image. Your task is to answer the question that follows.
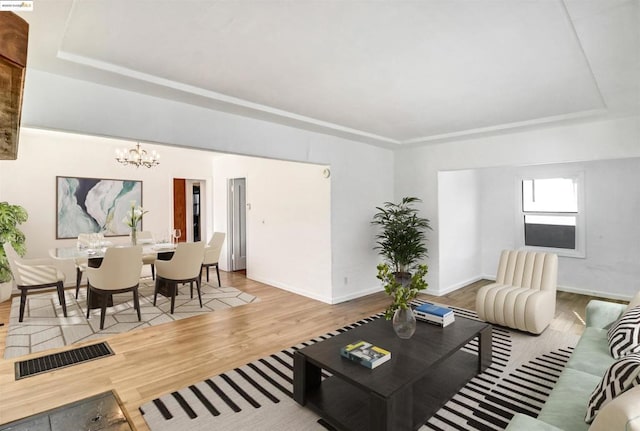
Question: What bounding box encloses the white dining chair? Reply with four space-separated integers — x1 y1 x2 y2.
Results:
154 241 205 314
202 232 225 286
137 231 157 279
86 245 143 330
74 232 93 298
3 242 67 322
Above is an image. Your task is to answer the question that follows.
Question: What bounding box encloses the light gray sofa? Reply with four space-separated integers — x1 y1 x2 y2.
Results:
505 299 640 431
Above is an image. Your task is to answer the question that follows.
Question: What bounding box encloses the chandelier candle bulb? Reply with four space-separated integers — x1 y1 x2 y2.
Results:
115 142 160 168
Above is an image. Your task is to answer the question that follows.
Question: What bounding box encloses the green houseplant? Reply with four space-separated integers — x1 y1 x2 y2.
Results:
377 263 428 319
371 196 432 276
0 202 28 301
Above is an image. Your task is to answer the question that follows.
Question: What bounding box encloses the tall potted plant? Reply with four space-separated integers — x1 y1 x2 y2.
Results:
372 197 431 337
0 202 28 302
372 196 431 276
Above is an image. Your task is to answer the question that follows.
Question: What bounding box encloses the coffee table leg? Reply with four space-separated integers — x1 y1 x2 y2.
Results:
478 325 492 373
293 351 321 406
370 386 412 431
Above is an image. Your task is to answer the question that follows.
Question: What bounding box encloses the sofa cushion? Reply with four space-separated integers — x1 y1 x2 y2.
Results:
566 327 615 377
585 353 640 423
589 385 640 431
608 305 640 358
504 413 565 431
537 367 601 431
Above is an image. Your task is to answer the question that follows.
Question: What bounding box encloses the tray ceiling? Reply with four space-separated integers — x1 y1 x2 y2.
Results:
17 0 640 147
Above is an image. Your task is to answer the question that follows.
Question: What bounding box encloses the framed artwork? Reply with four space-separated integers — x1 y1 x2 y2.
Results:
56 176 143 239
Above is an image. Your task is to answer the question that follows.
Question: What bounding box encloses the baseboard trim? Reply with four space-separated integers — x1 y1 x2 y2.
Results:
557 285 633 302
435 275 486 296
330 286 383 304
247 275 334 304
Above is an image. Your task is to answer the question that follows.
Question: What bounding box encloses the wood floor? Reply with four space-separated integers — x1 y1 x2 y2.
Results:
0 272 616 429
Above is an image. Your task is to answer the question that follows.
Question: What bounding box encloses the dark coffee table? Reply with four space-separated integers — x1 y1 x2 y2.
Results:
293 315 492 431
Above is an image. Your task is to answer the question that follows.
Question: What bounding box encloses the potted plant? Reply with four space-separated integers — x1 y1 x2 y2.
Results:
0 201 28 302
371 196 431 282
372 197 431 337
377 263 428 318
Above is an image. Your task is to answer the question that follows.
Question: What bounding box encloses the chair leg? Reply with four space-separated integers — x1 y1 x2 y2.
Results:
75 268 82 298
18 289 27 322
190 281 193 299
196 278 203 308
86 287 92 318
133 287 141 322
215 264 221 287
56 281 67 317
100 293 108 330
170 282 176 314
153 279 159 306
151 264 155 280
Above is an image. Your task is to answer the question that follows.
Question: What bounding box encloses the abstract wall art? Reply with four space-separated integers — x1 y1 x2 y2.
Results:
56 176 142 239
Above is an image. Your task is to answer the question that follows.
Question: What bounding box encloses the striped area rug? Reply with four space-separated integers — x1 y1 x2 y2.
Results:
140 301 579 431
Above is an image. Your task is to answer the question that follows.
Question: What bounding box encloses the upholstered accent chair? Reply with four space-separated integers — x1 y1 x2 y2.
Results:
154 241 205 314
476 249 558 334
202 232 225 286
86 245 143 330
3 242 67 322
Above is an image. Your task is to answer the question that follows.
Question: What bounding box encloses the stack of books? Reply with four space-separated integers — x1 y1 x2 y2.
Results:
340 340 391 369
415 303 455 327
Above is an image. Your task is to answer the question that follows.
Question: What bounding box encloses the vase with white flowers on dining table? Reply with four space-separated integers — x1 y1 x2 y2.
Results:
123 201 148 245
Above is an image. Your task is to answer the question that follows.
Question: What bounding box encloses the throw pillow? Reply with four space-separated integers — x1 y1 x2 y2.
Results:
585 353 640 423
608 305 640 358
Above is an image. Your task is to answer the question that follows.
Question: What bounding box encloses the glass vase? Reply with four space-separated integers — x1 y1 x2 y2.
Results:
131 229 137 245
392 307 417 339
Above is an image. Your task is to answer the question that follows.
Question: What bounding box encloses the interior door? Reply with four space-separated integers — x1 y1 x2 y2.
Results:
228 178 247 271
173 178 186 243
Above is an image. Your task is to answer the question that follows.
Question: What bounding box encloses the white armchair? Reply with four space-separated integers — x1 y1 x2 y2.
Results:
3 242 67 322
476 249 558 334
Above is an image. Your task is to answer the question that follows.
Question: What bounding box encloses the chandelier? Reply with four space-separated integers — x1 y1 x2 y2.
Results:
115 143 160 168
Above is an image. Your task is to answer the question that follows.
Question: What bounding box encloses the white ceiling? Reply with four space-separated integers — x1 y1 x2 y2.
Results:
17 0 640 148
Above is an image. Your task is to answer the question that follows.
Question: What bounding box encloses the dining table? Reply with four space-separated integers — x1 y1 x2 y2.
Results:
50 241 177 309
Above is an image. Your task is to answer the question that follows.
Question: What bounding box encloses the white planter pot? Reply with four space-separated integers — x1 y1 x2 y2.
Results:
0 281 12 303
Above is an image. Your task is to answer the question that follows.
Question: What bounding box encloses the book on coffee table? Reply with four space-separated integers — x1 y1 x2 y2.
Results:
415 303 455 327
340 340 391 369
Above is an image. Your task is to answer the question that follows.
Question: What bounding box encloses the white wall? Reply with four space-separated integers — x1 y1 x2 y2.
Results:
437 169 482 293
0 128 216 285
477 158 640 300
15 69 395 302
212 155 332 302
396 115 640 296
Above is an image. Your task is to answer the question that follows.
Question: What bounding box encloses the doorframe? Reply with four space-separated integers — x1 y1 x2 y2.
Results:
227 177 247 271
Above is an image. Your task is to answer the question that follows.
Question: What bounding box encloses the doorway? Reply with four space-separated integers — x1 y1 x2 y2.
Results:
173 178 206 243
228 178 247 271
192 183 201 242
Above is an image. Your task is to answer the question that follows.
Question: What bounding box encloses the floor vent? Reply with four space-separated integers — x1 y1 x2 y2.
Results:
15 342 113 379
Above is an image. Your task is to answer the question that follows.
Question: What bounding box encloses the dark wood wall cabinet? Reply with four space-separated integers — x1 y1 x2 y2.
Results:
0 12 29 160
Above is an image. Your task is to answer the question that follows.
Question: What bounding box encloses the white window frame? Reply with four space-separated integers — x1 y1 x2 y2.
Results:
515 171 585 259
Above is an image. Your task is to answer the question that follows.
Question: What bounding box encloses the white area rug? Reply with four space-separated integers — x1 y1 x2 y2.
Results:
4 278 259 359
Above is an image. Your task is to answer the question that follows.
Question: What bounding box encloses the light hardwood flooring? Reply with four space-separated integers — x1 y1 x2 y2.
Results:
0 272 618 429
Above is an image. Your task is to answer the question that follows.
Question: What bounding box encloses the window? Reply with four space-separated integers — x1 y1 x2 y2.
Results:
519 174 584 258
